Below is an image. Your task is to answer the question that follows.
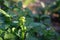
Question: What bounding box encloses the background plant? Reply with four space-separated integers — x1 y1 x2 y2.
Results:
0 0 60 40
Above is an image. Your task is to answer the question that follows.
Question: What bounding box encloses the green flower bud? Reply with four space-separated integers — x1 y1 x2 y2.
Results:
12 27 16 32
19 16 26 23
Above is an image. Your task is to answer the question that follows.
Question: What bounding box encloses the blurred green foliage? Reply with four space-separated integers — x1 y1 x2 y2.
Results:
0 0 60 40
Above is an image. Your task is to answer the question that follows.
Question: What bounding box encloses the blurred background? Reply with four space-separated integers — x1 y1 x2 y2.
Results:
0 0 60 40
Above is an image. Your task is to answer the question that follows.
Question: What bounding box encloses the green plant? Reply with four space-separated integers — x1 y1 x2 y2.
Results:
0 0 58 40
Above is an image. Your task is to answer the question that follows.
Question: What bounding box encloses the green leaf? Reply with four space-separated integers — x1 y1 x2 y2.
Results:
4 33 16 39
23 0 35 6
0 9 11 17
18 1 22 8
0 29 3 35
4 0 10 7
0 37 3 40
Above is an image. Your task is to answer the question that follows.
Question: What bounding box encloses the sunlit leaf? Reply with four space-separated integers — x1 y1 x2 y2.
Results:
0 37 3 40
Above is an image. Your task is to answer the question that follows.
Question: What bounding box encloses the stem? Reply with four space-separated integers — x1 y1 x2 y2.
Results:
21 25 26 40
19 16 26 40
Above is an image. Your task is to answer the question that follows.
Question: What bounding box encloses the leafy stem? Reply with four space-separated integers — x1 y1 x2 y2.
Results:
19 16 27 40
